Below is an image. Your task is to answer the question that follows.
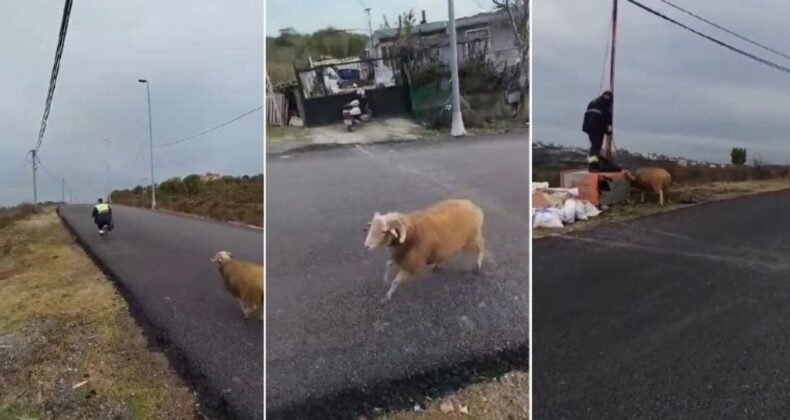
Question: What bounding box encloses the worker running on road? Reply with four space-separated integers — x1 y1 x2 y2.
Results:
92 198 113 235
582 90 620 172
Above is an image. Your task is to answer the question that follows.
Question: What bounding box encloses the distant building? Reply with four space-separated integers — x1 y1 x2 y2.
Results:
372 10 520 74
200 172 221 182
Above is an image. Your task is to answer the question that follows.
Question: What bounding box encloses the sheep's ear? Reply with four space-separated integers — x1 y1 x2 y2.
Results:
227 252 234 259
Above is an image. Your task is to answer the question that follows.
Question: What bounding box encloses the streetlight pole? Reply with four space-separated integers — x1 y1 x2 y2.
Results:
138 79 156 209
103 138 111 203
365 8 375 58
447 0 466 137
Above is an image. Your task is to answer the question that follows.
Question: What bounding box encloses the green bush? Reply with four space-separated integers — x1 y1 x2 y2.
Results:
731 147 747 165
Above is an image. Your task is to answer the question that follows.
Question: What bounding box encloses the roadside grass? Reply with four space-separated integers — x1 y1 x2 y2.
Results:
0 204 38 230
0 208 199 419
266 125 308 141
377 371 527 420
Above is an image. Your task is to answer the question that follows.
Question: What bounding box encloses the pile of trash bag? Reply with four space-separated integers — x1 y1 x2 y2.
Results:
532 183 603 229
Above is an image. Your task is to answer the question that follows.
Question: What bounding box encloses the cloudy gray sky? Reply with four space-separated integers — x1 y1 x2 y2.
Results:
1 1 262 206
534 0 790 164
265 0 488 37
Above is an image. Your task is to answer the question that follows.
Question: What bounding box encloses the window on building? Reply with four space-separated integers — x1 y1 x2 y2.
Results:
465 28 490 59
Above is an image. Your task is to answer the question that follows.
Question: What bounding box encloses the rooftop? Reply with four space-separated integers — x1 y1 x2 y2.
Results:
374 10 507 40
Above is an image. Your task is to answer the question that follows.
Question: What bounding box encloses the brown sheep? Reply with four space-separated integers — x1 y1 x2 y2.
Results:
363 199 486 303
626 167 672 206
210 251 264 320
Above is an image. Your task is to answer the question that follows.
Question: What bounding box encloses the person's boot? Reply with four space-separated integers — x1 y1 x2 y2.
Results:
588 156 601 172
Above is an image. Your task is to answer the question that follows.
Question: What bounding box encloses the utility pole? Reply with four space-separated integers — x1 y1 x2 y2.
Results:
31 149 38 204
62 177 65 203
138 79 156 209
103 138 111 203
448 0 466 137
365 8 375 58
605 0 618 159
69 189 73 204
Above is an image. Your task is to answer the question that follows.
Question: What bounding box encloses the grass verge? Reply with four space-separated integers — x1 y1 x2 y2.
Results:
375 371 527 420
0 207 200 419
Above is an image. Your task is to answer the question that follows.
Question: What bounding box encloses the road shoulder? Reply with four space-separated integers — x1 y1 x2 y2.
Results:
0 208 200 419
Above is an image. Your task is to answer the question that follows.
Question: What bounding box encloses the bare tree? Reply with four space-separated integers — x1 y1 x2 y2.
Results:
493 0 528 121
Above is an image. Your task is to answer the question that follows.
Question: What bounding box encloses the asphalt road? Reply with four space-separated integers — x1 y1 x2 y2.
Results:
266 134 530 418
59 205 263 420
534 189 790 419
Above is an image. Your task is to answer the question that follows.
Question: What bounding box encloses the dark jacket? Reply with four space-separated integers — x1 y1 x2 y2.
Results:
582 95 613 134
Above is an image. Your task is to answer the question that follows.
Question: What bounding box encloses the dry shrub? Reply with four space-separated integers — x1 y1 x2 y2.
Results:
0 204 38 229
110 174 263 227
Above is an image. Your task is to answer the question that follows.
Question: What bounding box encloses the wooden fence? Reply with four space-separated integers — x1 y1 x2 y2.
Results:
266 93 289 127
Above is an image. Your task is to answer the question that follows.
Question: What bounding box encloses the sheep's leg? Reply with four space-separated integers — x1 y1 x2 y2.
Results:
474 235 486 274
239 300 251 319
382 260 393 284
381 271 409 304
658 188 665 207
641 191 645 203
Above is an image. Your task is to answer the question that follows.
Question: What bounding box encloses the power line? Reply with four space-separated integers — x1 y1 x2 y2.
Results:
625 0 790 75
156 105 263 148
35 155 60 183
657 0 790 62
36 0 74 152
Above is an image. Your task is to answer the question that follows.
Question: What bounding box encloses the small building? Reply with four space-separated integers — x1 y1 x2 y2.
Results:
372 10 521 72
278 27 299 37
199 172 221 182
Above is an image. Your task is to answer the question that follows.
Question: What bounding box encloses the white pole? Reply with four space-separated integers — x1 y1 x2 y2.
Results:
139 79 156 209
104 138 111 203
365 8 375 58
448 0 466 137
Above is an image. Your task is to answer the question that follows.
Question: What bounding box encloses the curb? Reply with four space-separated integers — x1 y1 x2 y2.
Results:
267 130 530 158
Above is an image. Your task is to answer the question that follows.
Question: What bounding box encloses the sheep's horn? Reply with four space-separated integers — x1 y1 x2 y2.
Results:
397 218 407 243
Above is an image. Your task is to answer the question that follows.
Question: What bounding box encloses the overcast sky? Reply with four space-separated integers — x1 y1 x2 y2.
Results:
265 0 489 37
534 0 790 164
1 1 262 206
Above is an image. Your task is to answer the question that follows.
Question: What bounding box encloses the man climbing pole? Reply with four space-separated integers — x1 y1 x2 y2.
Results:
582 90 620 172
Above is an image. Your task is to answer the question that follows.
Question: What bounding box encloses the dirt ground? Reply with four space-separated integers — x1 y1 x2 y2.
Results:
0 208 200 419
375 371 528 420
534 179 790 239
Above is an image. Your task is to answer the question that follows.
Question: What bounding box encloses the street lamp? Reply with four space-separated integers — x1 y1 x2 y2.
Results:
138 79 156 209
103 138 111 203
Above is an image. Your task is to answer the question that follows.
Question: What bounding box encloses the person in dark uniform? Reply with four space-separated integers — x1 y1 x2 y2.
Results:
582 90 618 172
